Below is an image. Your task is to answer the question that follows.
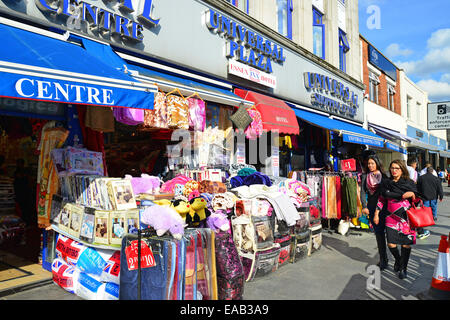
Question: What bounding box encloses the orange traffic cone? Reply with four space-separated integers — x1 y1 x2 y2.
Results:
419 233 450 300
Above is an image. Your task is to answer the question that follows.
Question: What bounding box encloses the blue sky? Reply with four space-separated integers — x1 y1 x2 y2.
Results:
358 0 450 102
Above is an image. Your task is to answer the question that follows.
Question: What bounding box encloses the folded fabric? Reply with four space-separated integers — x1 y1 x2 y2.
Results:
237 167 257 177
231 185 300 226
230 172 272 188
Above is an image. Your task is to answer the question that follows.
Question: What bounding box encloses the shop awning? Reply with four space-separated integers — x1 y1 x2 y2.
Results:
0 23 157 109
385 141 407 154
123 62 253 108
291 106 385 148
439 150 450 158
407 137 441 151
234 89 300 135
368 123 411 142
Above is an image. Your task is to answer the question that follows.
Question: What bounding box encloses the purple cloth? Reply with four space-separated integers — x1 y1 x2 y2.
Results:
230 172 272 188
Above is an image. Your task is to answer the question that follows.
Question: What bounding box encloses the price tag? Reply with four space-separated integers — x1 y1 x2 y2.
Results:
124 240 156 271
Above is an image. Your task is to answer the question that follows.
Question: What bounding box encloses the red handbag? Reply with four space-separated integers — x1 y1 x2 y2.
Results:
407 200 435 228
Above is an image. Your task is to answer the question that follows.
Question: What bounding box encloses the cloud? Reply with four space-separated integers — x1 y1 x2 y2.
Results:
385 43 413 58
427 28 450 48
394 28 450 77
416 76 450 102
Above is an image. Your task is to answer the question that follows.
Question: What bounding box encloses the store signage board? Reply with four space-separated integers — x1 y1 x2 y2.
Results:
407 125 428 143
228 60 276 89
205 8 284 88
4 0 160 44
0 0 365 122
428 101 450 130
368 44 397 82
0 97 65 117
304 72 359 118
343 134 384 148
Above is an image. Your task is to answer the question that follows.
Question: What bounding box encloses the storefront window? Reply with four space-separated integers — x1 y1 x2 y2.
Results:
313 8 325 59
277 0 293 40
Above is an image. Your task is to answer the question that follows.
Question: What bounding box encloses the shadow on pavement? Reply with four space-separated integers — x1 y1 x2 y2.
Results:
322 234 375 265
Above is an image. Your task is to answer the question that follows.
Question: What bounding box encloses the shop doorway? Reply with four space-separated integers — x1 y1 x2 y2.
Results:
0 116 48 272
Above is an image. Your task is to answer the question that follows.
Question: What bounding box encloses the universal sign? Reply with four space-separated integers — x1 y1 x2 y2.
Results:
35 0 160 42
304 72 359 117
205 8 286 75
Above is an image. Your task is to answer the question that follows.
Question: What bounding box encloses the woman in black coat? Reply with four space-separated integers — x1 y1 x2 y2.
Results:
360 155 389 270
374 160 419 279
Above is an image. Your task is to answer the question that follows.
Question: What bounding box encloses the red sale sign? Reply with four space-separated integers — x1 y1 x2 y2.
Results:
341 159 356 172
124 240 156 271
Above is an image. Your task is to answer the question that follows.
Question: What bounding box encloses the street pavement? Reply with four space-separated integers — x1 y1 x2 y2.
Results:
2 184 450 301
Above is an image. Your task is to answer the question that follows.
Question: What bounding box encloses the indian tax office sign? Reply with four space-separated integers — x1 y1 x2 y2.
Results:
0 0 160 44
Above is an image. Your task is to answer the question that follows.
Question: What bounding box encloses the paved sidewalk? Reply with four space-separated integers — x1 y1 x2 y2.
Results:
2 186 450 300
243 186 450 300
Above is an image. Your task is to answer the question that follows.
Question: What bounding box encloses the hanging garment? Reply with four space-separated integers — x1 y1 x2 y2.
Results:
195 230 209 300
113 107 144 125
326 176 338 219
119 236 176 300
152 92 169 128
336 176 342 219
321 176 327 219
166 95 189 129
244 108 263 140
187 98 206 132
342 177 358 218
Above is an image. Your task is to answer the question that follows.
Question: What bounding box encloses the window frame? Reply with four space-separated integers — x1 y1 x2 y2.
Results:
228 0 249 14
338 29 350 72
368 71 380 104
312 7 325 59
387 84 396 111
277 0 294 40
406 95 413 120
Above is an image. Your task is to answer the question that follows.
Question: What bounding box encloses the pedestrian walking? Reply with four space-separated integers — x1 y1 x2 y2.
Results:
361 155 389 270
374 160 418 280
406 158 418 183
417 166 443 222
419 162 437 177
437 167 446 183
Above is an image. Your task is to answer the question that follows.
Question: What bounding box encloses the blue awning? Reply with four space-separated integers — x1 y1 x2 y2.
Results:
440 150 450 158
290 106 385 148
123 62 254 107
368 122 411 142
407 137 440 151
0 23 156 109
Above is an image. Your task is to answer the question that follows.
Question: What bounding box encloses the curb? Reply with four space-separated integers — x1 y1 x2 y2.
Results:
0 278 54 299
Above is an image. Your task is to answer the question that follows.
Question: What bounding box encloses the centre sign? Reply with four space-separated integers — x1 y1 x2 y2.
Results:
35 0 160 43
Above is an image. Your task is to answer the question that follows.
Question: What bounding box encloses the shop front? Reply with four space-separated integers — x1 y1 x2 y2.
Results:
406 125 440 170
